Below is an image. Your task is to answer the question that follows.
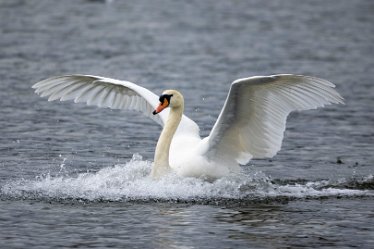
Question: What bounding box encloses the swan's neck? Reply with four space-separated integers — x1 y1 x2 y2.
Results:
151 106 183 178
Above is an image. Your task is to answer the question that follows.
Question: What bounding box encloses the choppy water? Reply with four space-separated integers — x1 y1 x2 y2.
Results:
0 0 373 248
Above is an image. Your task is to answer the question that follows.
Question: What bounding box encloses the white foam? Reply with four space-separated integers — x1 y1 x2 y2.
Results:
1 155 372 201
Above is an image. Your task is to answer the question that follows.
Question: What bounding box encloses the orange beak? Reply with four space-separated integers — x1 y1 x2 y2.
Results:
153 99 169 115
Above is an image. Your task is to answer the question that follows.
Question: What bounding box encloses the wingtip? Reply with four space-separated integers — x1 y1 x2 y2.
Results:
333 90 345 105
338 97 345 105
32 81 45 89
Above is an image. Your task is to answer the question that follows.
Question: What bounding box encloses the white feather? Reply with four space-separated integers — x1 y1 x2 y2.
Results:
204 74 344 165
32 75 197 128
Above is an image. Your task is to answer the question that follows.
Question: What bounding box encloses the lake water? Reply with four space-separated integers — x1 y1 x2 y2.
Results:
0 0 373 248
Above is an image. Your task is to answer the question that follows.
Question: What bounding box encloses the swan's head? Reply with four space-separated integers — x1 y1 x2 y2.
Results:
153 90 183 115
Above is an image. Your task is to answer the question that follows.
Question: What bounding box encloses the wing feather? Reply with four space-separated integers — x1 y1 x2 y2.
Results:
33 75 168 125
204 74 343 164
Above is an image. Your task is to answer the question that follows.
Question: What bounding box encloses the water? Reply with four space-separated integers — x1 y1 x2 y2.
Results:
0 0 373 248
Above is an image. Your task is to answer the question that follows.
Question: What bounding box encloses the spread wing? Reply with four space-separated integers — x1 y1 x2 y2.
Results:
32 74 169 126
203 74 344 164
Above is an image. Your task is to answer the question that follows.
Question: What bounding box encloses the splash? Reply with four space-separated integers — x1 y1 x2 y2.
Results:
1 154 372 203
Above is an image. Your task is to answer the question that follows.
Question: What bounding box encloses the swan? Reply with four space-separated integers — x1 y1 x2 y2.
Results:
32 74 344 179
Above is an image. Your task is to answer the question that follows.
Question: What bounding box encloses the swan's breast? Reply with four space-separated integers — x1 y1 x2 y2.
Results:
168 135 233 178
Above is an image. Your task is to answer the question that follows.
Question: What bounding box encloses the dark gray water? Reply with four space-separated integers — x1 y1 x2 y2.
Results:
1 0 373 248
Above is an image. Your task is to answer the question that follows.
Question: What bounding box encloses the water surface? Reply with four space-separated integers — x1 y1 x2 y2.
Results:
0 0 373 248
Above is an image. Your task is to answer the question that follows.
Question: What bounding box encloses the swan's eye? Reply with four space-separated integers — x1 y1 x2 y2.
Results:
159 94 173 104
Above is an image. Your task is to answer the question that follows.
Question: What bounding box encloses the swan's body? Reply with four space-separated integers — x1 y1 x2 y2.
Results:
32 74 343 179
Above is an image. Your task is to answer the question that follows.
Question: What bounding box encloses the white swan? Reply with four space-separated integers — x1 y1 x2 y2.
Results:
32 74 343 179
